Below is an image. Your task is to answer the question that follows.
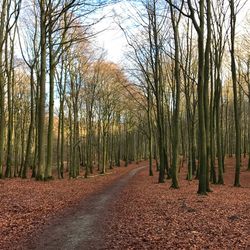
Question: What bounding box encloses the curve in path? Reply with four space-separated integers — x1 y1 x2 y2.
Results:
27 166 146 250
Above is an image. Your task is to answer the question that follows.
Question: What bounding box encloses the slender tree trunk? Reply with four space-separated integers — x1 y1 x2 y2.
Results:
101 128 107 174
97 115 101 170
5 32 14 178
229 0 241 187
60 100 65 178
169 2 181 188
36 0 46 180
248 93 250 170
215 76 224 184
210 55 216 183
147 87 153 176
204 0 212 192
45 51 56 180
22 68 35 178
0 0 8 179
196 0 207 195
248 59 250 170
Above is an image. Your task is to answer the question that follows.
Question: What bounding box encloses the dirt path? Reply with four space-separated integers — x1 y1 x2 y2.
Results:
26 166 146 250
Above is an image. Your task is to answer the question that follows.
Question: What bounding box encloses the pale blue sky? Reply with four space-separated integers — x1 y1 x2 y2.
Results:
94 0 250 64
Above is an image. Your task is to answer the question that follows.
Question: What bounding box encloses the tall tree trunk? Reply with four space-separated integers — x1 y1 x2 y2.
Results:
147 87 153 176
169 2 181 189
196 0 207 195
229 0 241 187
215 76 224 184
0 0 8 179
22 68 35 178
45 24 56 180
210 54 216 184
36 0 46 180
5 31 14 178
204 0 212 192
45 63 55 179
247 59 250 170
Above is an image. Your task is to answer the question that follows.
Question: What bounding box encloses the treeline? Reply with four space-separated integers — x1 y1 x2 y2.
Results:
119 0 250 194
0 0 148 180
0 0 249 195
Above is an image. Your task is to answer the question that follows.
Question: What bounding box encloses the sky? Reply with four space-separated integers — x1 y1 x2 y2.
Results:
93 1 250 65
93 1 136 64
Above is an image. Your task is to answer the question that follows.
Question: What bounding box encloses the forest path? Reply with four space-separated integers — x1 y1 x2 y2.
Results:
28 165 146 250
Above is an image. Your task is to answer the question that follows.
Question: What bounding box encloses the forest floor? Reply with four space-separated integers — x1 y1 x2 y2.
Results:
104 157 250 250
0 161 145 249
0 158 249 250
